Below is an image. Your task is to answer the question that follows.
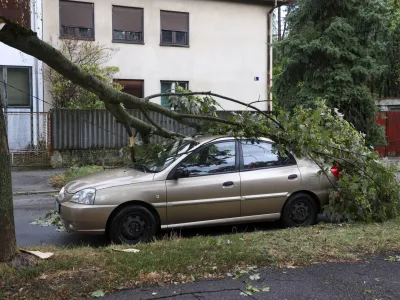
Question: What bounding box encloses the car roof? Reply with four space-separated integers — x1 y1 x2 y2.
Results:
188 135 274 145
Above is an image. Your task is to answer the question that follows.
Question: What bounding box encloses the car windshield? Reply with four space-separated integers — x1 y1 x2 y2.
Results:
135 139 199 173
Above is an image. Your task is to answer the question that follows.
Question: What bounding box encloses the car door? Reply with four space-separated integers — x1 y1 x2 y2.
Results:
239 140 301 217
165 140 241 225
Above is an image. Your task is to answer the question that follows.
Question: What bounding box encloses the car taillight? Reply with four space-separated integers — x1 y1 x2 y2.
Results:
331 166 339 179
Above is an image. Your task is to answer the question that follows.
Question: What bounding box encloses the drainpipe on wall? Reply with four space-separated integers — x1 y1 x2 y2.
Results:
267 0 286 113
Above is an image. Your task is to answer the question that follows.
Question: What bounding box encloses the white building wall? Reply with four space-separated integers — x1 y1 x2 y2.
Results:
43 0 271 111
0 0 44 150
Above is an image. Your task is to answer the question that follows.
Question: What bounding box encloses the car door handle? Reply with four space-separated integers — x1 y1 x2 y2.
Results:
222 181 235 188
288 174 298 180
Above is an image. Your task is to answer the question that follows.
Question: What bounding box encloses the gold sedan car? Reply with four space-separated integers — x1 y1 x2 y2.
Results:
56 136 337 244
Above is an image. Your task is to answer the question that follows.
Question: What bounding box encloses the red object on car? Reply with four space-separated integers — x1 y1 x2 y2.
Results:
331 166 339 179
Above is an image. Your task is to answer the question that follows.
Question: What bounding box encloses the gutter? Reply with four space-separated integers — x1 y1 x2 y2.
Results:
267 0 287 112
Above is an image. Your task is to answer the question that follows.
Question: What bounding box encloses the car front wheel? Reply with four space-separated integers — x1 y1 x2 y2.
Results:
281 193 318 227
108 205 157 244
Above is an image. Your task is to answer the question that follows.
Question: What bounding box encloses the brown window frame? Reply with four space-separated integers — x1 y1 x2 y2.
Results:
114 79 145 109
59 0 95 41
160 10 189 47
112 6 144 45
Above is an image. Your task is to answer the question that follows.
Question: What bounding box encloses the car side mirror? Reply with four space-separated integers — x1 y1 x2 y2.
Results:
174 167 190 180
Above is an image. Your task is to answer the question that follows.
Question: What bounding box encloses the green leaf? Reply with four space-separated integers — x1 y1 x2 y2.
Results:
91 290 105 297
249 273 261 281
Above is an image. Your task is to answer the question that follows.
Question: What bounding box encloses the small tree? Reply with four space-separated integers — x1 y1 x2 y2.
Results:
45 39 122 109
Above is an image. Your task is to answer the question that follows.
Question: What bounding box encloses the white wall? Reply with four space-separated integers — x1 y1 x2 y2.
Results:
0 0 44 150
43 0 271 111
1 0 44 113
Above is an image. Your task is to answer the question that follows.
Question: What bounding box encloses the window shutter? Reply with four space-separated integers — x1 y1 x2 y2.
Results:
0 0 30 28
161 11 188 32
112 6 143 32
60 1 94 28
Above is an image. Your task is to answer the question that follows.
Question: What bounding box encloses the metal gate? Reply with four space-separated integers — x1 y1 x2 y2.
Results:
4 112 51 167
376 111 400 157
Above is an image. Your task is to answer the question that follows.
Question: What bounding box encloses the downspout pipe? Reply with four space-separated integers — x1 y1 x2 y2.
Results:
267 0 286 113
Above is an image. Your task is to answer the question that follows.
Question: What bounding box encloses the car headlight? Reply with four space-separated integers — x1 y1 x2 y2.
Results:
71 188 96 205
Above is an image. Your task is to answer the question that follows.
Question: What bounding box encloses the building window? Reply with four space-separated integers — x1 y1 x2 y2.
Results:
59 1 94 40
160 11 189 46
0 67 31 108
112 6 144 44
114 79 144 109
160 81 188 107
0 0 30 28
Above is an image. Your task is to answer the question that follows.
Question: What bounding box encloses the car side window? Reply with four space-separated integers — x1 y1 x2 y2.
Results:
241 140 295 170
181 141 236 177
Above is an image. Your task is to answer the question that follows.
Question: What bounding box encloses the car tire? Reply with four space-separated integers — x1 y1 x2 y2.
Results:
281 193 318 228
108 205 157 245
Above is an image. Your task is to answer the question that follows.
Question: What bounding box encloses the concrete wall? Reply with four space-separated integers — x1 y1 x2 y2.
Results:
43 0 271 111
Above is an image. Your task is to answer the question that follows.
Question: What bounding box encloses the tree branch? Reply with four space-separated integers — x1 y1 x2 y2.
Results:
144 91 283 129
0 17 283 139
141 108 185 139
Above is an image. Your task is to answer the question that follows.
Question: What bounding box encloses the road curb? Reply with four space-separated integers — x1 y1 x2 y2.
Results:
13 190 59 196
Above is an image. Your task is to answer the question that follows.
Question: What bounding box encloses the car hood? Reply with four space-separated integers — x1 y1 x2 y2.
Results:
64 168 155 194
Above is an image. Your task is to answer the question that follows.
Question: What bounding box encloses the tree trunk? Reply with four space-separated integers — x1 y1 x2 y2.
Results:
0 93 16 262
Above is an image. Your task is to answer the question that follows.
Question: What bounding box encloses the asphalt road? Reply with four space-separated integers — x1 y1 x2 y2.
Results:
14 194 109 247
105 256 400 300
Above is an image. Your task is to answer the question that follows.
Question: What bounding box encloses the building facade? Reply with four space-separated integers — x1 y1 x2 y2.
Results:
43 0 275 111
0 0 44 151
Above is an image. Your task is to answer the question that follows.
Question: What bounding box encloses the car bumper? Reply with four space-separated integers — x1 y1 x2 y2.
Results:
59 201 116 234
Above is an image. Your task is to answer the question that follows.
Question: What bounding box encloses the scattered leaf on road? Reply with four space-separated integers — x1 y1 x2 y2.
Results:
385 255 400 262
249 273 261 281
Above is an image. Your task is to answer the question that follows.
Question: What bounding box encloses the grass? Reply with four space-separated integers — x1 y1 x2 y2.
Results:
2 219 400 299
48 165 104 188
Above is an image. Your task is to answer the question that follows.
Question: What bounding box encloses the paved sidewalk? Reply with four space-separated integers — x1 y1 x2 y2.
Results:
11 169 65 194
105 256 400 300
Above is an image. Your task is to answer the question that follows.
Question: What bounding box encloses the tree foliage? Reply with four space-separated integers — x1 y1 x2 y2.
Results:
375 0 400 98
45 39 122 109
273 0 387 145
166 93 400 222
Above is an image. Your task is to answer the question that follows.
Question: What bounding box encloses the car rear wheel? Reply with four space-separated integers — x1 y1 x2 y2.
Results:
281 193 318 227
109 205 157 244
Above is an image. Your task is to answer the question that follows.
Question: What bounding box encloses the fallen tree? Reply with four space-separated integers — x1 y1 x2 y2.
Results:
0 16 399 263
